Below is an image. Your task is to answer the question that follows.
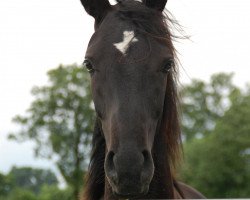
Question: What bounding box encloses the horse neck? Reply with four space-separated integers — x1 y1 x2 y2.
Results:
103 131 175 200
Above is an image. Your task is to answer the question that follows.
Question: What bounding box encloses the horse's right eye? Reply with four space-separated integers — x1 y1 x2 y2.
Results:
161 59 174 73
83 60 95 74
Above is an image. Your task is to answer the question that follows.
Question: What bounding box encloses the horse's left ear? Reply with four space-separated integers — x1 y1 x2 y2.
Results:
80 0 111 22
142 0 168 12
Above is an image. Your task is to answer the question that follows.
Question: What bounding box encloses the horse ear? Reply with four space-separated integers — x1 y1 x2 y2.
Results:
80 0 111 22
142 0 168 12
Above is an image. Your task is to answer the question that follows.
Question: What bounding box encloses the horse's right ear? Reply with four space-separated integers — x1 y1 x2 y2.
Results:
80 0 111 22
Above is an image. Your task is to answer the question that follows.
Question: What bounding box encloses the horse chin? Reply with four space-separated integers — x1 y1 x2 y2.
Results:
113 191 148 199
113 192 145 199
111 183 149 199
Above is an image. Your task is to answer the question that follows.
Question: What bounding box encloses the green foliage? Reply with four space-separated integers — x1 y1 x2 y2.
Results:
3 188 36 200
180 73 250 198
181 73 237 141
0 186 73 200
0 167 73 200
9 64 94 199
8 167 57 194
38 185 73 200
0 173 13 197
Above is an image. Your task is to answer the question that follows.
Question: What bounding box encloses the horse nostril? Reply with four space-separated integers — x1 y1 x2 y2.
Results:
106 151 115 170
142 150 150 164
141 150 154 179
105 151 118 183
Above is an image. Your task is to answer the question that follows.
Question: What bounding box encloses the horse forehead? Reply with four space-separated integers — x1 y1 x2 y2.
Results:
86 27 147 61
113 30 139 55
85 12 170 63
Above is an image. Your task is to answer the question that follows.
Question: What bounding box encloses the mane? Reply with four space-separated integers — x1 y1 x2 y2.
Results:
83 119 105 200
82 1 182 199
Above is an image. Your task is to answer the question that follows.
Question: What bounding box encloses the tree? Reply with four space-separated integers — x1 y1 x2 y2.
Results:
4 189 36 200
9 64 94 199
180 74 250 198
181 73 238 141
0 173 12 197
38 185 73 200
8 167 57 194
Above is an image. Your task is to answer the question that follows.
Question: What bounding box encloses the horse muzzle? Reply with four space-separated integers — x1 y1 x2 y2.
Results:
104 149 154 198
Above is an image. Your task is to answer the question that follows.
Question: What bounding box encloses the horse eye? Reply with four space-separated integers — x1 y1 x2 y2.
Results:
161 59 175 73
83 60 95 74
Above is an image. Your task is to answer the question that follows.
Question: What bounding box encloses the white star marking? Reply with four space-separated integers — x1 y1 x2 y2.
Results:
113 31 138 55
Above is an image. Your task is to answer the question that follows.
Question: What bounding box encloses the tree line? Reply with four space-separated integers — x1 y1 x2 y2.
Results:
1 64 249 199
0 167 72 200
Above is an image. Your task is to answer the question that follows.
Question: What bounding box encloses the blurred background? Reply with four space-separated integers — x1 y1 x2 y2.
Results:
0 0 249 199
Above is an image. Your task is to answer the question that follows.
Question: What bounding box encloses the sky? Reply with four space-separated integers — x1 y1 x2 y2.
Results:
0 0 250 176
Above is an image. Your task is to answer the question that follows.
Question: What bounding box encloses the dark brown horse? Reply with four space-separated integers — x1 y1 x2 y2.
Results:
80 0 205 199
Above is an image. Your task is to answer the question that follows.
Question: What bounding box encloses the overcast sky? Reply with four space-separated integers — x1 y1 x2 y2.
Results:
0 0 250 175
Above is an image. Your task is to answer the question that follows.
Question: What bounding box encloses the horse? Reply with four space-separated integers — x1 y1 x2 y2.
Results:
80 0 205 199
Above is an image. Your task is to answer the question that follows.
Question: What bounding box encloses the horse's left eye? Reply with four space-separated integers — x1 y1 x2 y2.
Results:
161 59 175 73
83 60 95 74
